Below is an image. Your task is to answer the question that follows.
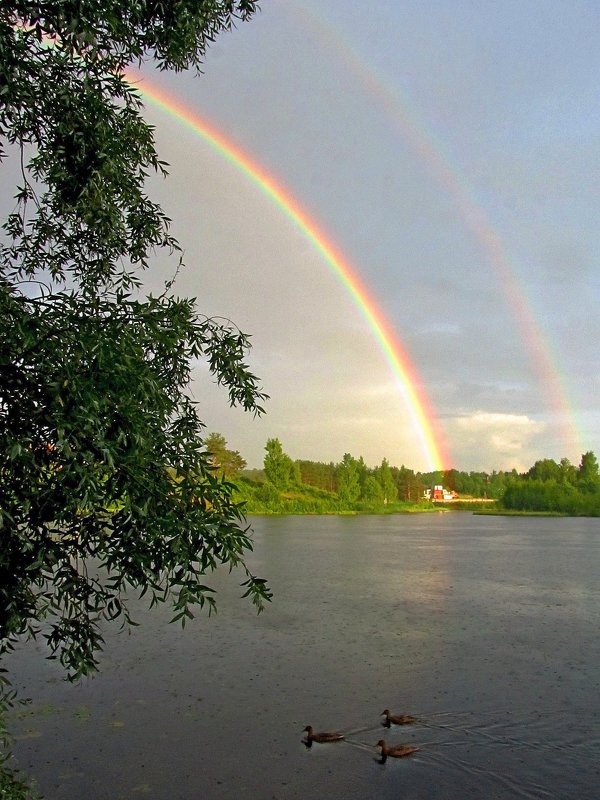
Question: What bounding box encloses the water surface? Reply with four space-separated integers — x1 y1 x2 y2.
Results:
8 513 600 798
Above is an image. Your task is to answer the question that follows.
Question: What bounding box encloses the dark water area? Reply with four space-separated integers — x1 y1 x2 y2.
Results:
7 513 600 799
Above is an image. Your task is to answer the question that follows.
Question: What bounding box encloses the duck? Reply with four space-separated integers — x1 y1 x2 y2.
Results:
376 739 420 763
381 709 417 727
303 725 345 744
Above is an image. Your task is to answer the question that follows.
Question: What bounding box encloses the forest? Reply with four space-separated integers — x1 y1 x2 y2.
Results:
205 433 600 516
500 452 600 515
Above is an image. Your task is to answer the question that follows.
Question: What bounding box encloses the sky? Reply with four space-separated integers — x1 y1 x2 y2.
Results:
130 0 599 473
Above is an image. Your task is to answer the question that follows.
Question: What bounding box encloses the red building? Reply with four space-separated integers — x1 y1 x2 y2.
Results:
425 485 458 502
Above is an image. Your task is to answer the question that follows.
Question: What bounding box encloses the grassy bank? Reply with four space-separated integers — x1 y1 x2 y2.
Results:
233 477 443 515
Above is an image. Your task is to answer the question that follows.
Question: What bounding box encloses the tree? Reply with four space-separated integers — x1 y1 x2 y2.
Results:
336 453 360 505
296 459 337 491
526 459 561 482
578 451 600 491
290 460 302 487
443 469 459 492
263 438 293 490
393 464 424 501
362 475 384 505
376 458 397 505
0 0 271 700
355 455 369 497
559 457 577 485
204 432 247 479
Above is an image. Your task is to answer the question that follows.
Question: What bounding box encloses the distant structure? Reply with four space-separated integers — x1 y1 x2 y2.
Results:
425 484 458 502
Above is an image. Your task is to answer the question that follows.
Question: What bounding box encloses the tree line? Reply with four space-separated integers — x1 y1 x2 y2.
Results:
501 452 600 515
204 434 512 513
205 434 600 516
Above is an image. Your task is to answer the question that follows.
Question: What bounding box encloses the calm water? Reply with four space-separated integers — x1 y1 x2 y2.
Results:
7 513 600 799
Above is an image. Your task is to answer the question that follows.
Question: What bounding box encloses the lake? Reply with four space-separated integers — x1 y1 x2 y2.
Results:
7 513 600 799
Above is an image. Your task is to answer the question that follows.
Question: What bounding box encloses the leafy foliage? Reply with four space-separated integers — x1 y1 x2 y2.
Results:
0 765 37 800
336 453 360 504
247 441 433 513
204 432 247 479
0 0 270 694
263 438 293 490
375 458 397 505
501 452 600 515
362 475 385 506
295 459 337 492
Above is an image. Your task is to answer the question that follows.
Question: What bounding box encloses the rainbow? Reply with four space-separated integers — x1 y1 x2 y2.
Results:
127 72 452 472
287 1 585 457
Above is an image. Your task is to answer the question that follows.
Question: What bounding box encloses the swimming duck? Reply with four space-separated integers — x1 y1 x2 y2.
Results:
381 709 417 727
376 739 420 762
303 725 344 743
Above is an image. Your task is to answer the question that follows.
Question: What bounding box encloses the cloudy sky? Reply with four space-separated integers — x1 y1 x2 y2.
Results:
135 0 599 472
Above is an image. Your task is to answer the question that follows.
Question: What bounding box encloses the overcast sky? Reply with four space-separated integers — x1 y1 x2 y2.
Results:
135 0 599 472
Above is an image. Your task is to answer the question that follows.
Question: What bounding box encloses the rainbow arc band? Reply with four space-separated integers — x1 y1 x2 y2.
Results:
285 1 582 455
130 73 451 472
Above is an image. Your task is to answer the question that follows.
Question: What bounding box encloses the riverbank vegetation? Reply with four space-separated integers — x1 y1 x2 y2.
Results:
208 436 600 517
499 452 600 515
206 435 507 514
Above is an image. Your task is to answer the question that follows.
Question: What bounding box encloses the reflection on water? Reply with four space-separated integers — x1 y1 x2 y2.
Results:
8 513 600 799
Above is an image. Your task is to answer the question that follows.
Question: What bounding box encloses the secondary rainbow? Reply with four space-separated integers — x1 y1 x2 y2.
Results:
128 73 451 472
287 0 584 457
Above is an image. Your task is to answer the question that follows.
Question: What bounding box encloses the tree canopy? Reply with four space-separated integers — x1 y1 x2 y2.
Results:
263 438 293 490
204 432 247 479
337 453 360 504
502 452 600 514
0 0 270 699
